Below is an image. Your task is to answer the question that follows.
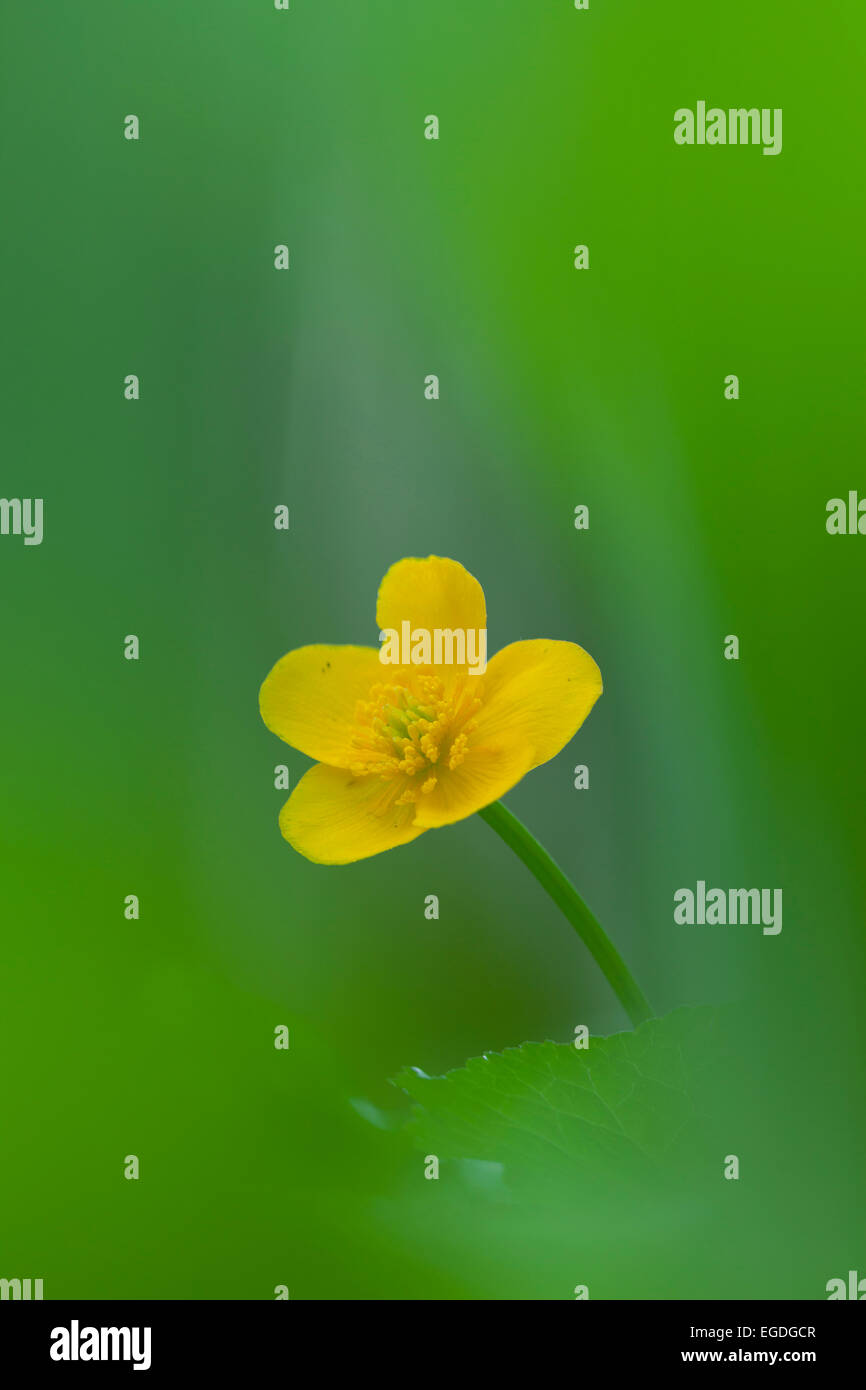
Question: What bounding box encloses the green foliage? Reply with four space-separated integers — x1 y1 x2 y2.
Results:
392 1008 729 1194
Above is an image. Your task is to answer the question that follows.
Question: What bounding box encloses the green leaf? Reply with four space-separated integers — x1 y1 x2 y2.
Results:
391 1007 729 1194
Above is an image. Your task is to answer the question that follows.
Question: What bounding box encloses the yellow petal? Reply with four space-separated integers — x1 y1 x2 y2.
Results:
412 742 533 829
279 763 427 864
472 639 603 768
259 645 381 766
376 557 486 644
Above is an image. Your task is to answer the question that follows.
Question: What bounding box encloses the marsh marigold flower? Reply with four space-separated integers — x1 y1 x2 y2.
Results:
259 556 602 863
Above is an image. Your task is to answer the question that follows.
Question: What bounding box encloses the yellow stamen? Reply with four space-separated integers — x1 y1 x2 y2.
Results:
350 678 482 801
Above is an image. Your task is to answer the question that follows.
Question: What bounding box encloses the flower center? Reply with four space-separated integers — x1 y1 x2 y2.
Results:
349 675 482 804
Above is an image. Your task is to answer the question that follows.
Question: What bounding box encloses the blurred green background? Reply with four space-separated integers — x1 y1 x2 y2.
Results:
1 0 864 1298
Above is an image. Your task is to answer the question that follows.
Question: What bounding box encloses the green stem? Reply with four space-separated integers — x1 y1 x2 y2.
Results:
478 799 654 1028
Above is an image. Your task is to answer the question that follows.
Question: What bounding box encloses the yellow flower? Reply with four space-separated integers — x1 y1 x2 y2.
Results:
259 556 602 864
